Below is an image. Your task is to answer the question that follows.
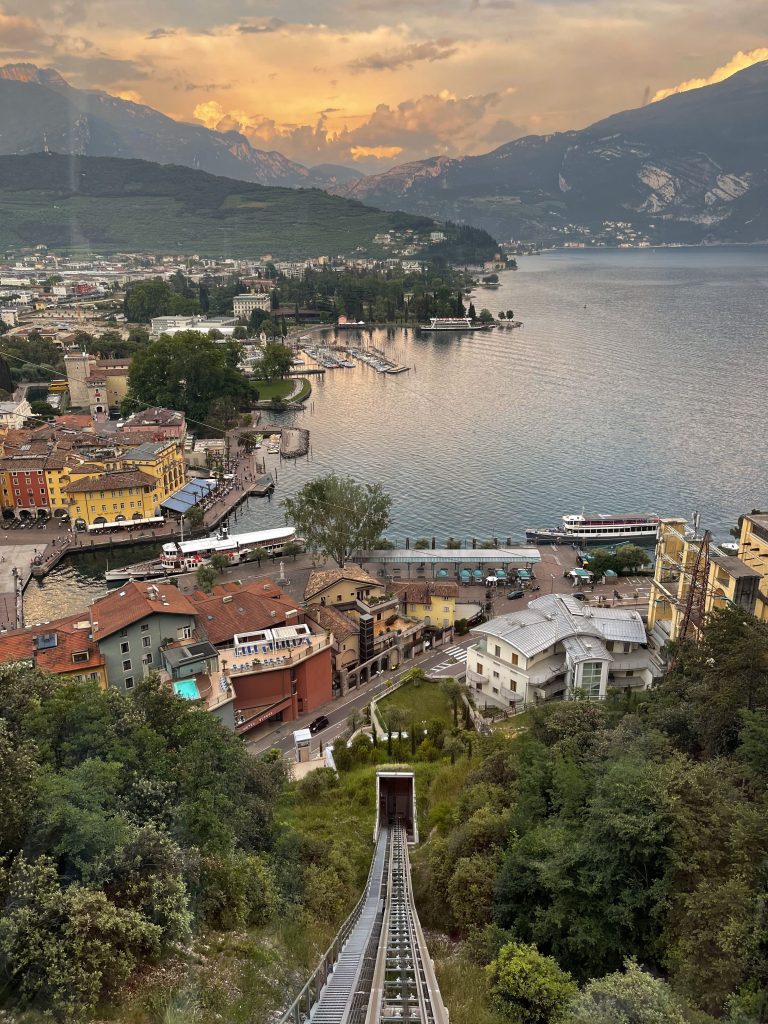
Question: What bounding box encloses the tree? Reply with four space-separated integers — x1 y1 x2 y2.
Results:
446 536 462 549
443 733 465 765
257 342 293 381
499 311 506 319
414 538 431 550
487 941 577 1024
478 308 495 324
468 302 477 320
566 959 689 1023
506 309 515 320
184 504 204 530
238 430 260 455
614 544 650 572
125 332 250 428
283 541 303 561
440 679 464 726
209 553 230 574
30 399 56 419
196 565 218 593
282 473 393 568
374 537 396 550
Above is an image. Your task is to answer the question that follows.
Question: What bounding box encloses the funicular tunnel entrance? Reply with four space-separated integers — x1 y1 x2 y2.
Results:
375 769 418 843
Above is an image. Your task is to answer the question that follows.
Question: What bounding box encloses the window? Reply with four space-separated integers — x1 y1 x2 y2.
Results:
120 641 130 654
142 635 151 648
122 659 132 671
476 661 484 675
494 644 501 657
141 623 149 632
142 653 153 665
510 652 519 666
71 651 89 663
124 676 134 689
579 661 603 698
177 625 192 640
119 629 128 637
493 670 500 678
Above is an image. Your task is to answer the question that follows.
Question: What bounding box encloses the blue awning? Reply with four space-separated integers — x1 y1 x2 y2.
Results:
160 478 218 514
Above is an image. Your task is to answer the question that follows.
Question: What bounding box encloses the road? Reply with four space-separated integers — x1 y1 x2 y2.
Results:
245 635 474 759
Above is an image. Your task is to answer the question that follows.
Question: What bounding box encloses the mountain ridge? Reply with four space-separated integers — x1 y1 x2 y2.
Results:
0 63 355 190
334 62 768 243
0 151 497 259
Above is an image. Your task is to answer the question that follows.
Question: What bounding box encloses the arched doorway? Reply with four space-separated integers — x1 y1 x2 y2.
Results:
93 516 107 526
18 509 32 520
115 514 126 522
53 507 67 518
132 512 143 520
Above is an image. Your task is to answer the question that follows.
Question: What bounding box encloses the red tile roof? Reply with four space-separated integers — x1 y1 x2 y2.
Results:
189 578 301 646
304 564 382 600
0 612 104 676
394 581 459 603
90 582 196 639
62 470 156 494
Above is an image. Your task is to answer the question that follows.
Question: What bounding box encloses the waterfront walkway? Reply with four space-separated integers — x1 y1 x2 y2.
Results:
1 451 275 621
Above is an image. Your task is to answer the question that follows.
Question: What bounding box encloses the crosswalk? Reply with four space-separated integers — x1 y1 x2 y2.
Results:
429 644 469 674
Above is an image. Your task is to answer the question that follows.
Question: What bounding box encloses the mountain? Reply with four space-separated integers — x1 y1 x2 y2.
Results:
0 152 498 258
0 63 342 190
335 62 768 243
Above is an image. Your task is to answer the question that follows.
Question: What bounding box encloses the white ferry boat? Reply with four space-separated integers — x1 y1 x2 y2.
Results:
105 527 299 584
526 513 660 545
418 317 490 332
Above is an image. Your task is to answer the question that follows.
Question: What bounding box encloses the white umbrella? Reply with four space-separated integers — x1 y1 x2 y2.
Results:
485 575 497 585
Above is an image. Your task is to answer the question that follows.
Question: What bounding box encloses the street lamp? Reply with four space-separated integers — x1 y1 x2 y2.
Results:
550 573 555 593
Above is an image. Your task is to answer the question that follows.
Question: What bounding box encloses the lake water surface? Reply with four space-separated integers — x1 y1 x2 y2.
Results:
24 246 768 623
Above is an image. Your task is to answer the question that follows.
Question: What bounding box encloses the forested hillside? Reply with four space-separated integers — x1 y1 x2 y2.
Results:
1 606 766 1023
409 606 768 1023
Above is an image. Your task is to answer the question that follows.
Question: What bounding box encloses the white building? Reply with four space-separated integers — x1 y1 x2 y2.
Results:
149 315 237 339
0 307 18 326
233 293 271 319
0 396 32 429
466 594 653 709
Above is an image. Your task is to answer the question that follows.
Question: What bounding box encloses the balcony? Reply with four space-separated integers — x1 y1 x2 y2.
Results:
219 633 331 676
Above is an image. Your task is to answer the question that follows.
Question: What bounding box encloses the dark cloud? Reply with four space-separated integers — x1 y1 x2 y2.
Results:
237 18 285 34
348 39 459 73
52 55 149 84
146 28 175 39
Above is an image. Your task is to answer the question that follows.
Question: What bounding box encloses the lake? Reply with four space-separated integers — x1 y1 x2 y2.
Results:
24 245 768 623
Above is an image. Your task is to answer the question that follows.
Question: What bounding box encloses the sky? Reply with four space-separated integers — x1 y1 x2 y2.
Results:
2 0 768 171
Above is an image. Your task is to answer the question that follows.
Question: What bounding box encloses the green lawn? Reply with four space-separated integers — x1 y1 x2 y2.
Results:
252 378 294 400
378 679 455 727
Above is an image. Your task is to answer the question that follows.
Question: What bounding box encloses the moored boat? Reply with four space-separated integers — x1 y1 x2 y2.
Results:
418 317 490 332
526 513 661 545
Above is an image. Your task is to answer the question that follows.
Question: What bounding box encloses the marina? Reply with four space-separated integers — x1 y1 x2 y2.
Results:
20 247 768 622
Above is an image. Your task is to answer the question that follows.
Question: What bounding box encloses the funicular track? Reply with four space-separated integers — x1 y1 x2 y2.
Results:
279 822 447 1024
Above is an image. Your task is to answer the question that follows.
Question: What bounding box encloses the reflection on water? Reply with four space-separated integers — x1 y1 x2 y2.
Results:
25 247 768 624
24 543 156 625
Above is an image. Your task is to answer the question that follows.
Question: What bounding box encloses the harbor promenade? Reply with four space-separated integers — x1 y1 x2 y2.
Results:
0 451 275 623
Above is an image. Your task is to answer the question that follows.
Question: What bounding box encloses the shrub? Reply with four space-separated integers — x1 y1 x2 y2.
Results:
487 941 577 1024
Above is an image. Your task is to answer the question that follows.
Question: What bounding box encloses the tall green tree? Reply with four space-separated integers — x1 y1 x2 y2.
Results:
124 332 249 428
282 473 393 567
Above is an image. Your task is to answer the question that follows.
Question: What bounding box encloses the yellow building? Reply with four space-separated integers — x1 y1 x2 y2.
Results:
62 468 162 527
737 513 768 622
648 517 762 642
304 565 385 607
121 441 186 500
393 581 459 630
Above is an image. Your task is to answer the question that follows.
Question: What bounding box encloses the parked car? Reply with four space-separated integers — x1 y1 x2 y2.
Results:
309 714 330 734
507 590 525 600
572 592 587 601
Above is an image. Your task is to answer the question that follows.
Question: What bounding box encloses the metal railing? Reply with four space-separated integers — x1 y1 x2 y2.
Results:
278 829 388 1024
